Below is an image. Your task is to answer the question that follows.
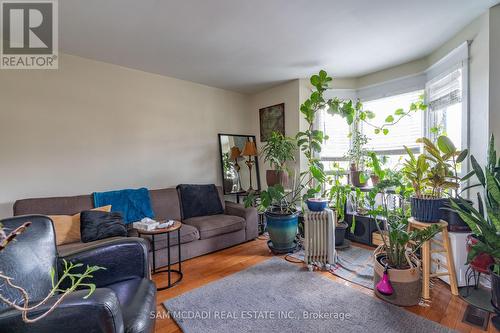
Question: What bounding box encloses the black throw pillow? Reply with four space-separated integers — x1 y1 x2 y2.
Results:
177 184 224 219
80 210 127 243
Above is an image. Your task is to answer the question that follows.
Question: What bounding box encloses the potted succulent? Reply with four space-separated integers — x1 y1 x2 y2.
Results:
261 131 296 187
367 174 441 306
325 164 351 246
402 136 464 223
449 135 500 329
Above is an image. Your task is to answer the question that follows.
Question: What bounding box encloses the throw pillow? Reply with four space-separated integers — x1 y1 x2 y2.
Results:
49 205 112 245
80 210 127 243
177 184 224 219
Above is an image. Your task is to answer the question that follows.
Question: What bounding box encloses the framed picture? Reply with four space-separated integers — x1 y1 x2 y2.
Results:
259 103 285 142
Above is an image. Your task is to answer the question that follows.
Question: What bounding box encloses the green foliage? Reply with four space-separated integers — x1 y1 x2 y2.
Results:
402 135 466 198
367 170 441 268
449 134 500 273
324 164 351 223
53 259 106 299
261 131 296 171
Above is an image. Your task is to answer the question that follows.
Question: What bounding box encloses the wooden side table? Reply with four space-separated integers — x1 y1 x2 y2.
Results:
135 221 183 290
408 218 459 300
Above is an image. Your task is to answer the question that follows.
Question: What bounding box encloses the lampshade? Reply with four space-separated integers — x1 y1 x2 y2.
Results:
230 146 241 161
241 141 257 156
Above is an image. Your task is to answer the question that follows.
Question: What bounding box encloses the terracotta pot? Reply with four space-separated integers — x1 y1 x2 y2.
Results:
373 253 422 306
370 174 380 186
266 170 289 187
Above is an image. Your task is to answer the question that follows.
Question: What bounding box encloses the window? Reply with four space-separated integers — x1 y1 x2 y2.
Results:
362 90 424 169
319 90 424 171
426 68 464 150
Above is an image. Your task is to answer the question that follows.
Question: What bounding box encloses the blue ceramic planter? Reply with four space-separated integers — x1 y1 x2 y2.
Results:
306 198 328 212
265 211 299 250
410 197 448 223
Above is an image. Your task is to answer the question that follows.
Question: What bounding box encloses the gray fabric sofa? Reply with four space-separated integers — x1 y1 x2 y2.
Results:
13 186 258 267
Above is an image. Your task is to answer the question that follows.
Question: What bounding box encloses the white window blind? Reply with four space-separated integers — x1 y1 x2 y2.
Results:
362 90 424 154
426 68 463 149
318 110 351 160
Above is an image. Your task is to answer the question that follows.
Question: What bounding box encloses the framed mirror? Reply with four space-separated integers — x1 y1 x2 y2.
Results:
218 134 261 195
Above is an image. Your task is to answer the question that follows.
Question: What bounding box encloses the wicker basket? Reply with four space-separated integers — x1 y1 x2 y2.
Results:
373 247 422 306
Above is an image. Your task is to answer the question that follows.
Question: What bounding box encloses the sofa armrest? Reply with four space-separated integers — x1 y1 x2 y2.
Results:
58 237 150 288
0 289 124 333
225 201 258 240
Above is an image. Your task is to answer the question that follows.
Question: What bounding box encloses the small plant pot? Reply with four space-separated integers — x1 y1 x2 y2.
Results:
441 199 472 232
373 254 422 306
306 198 328 212
335 221 348 246
265 211 298 250
370 174 380 186
266 170 288 187
350 170 367 187
410 197 447 223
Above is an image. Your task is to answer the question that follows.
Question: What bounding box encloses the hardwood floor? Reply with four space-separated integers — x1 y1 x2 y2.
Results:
153 238 498 333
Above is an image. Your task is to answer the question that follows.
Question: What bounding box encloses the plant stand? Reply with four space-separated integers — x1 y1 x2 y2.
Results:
408 218 459 300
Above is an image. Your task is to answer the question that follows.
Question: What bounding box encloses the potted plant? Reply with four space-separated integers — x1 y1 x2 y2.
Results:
402 136 464 223
346 116 369 187
367 175 441 306
261 131 296 187
366 152 387 186
448 135 500 329
325 164 351 246
246 70 334 252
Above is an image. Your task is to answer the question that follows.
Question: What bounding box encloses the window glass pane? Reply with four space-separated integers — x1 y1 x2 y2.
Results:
319 110 351 159
362 90 424 153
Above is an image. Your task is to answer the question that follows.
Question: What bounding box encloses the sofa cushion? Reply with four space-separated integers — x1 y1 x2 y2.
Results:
80 211 128 243
49 205 112 245
177 184 224 219
149 188 182 221
183 214 245 239
14 194 94 216
128 223 200 250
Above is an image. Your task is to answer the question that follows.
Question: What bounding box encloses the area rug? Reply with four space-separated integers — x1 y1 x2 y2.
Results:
290 245 374 289
163 257 454 333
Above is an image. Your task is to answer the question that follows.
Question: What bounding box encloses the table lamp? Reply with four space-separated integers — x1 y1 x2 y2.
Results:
230 146 244 192
241 140 258 191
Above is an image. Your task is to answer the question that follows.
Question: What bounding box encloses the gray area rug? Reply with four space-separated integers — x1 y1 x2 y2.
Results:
163 257 454 333
290 245 374 289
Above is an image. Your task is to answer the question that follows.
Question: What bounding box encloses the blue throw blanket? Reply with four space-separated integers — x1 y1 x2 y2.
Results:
93 188 155 224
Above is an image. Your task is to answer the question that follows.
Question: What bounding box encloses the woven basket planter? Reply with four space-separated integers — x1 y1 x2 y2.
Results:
373 252 422 306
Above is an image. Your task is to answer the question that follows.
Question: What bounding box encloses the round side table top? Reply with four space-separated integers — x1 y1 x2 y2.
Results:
134 220 182 235
408 217 448 229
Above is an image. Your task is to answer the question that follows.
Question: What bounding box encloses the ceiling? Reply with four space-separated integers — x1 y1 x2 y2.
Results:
60 0 500 94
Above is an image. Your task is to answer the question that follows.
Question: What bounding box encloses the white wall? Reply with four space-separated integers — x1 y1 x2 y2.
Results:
248 79 300 189
0 54 253 218
489 5 500 146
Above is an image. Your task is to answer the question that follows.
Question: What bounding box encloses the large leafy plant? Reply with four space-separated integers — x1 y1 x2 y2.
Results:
367 171 441 268
450 134 500 274
324 164 351 224
261 131 296 172
402 135 467 198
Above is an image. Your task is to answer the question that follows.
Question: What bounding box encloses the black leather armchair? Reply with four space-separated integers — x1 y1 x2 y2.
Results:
0 215 156 333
